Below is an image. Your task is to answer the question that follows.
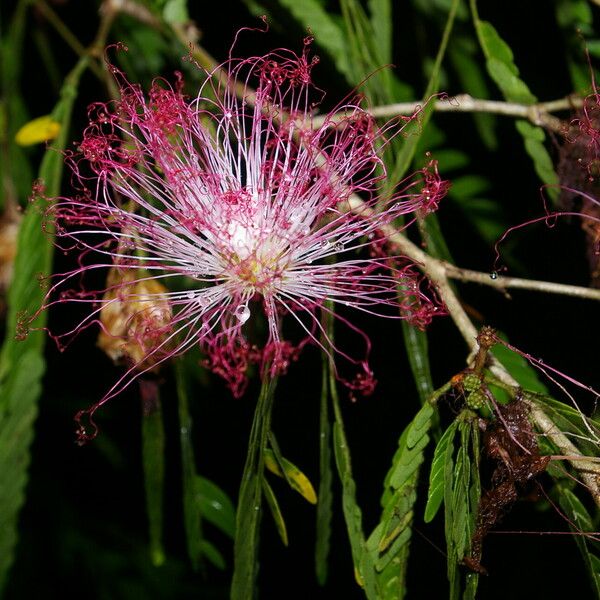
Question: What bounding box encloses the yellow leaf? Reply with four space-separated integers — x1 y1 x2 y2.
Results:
264 449 318 505
354 565 364 588
15 115 61 146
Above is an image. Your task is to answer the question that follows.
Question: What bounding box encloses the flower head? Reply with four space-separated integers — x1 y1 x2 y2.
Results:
36 39 447 439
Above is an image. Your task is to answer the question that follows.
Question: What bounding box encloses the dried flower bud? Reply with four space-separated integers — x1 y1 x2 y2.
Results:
97 268 172 372
0 204 22 303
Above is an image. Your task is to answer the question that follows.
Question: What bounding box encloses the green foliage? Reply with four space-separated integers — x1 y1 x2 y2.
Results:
262 478 289 546
448 36 498 150
315 355 333 585
176 360 234 572
470 0 559 194
363 402 434 599
141 389 166 566
424 420 458 523
390 0 461 183
0 55 88 592
0 0 34 208
444 415 480 600
401 323 434 403
231 378 277 600
558 487 600 597
274 0 353 81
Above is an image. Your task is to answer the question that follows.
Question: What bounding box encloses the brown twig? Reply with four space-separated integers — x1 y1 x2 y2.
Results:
443 262 600 302
312 93 580 131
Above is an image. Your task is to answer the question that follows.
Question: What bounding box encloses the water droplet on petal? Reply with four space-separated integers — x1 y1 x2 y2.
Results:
235 303 251 324
334 243 344 252
186 291 194 299
490 271 498 280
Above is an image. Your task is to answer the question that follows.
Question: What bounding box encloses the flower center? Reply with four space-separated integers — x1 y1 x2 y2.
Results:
232 252 285 293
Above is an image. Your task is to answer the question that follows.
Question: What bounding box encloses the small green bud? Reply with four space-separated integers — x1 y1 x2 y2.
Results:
466 389 486 410
463 373 482 393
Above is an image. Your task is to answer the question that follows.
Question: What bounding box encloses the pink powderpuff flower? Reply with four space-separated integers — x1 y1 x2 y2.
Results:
33 38 448 440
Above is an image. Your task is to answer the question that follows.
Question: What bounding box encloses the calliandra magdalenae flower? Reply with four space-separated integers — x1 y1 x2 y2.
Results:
29 38 448 441
0 201 21 309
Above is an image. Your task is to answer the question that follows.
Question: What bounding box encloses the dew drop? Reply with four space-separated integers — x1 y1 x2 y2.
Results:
186 291 195 299
235 303 251 324
333 243 344 252
490 271 498 280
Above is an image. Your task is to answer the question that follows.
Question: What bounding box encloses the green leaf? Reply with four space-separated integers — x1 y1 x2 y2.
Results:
198 539 226 571
421 212 454 262
558 488 600 597
338 0 402 103
516 120 560 191
175 359 205 571
470 3 558 192
476 21 518 75
556 0 592 29
449 174 491 198
0 55 88 592
368 0 392 64
443 416 481 600
176 357 236 572
264 448 317 504
0 0 34 208
330 384 379 597
162 0 189 24
401 323 434 404
531 394 600 459
424 421 458 522
490 337 548 394
390 0 461 182
485 58 535 104
141 384 166 566
315 355 333 585
197 476 236 538
262 479 289 546
231 378 277 600
407 402 434 448
448 39 498 150
433 148 471 171
367 402 435 598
